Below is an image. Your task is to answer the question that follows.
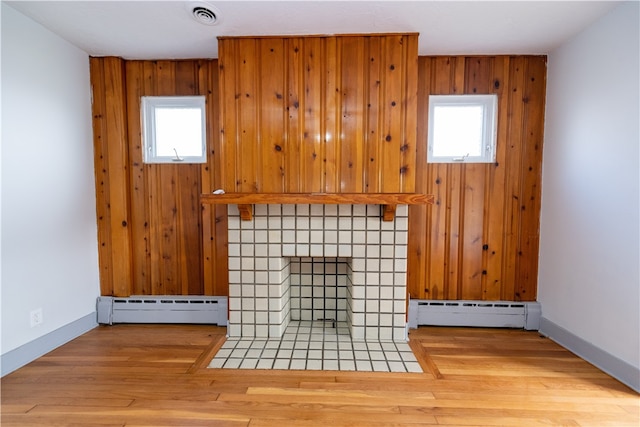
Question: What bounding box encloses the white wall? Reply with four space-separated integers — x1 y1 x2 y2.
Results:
1 3 99 360
539 1 639 370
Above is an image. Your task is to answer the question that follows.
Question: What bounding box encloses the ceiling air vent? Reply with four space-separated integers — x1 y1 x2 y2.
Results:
187 2 221 26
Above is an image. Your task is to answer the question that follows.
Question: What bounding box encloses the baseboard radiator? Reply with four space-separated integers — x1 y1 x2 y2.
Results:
97 296 228 326
408 300 541 330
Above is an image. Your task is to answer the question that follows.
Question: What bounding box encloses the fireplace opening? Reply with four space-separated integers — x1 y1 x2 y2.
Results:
290 257 349 324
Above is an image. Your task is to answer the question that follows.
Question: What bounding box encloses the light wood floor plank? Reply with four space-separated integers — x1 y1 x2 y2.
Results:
1 324 637 426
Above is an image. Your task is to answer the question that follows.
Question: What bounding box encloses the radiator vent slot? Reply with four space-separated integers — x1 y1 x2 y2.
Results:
408 300 541 330
97 296 227 326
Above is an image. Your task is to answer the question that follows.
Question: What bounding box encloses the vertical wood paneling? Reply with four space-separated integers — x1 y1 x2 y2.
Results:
446 164 463 299
93 58 218 297
323 37 340 193
339 36 365 192
483 57 510 300
104 58 134 297
407 56 430 299
124 61 151 296
92 50 545 303
380 36 404 192
459 162 485 300
238 40 259 192
142 63 161 295
427 57 453 299
459 58 492 300
153 61 178 295
426 58 452 299
200 60 229 297
285 39 302 192
515 57 547 301
501 57 528 300
217 42 239 191
175 62 203 295
90 58 114 296
302 38 324 193
408 55 546 302
365 38 382 193
445 58 466 300
217 34 419 194
401 34 419 193
90 57 133 297
446 58 465 300
259 39 286 193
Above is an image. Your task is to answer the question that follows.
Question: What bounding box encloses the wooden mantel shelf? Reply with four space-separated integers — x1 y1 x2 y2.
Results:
201 193 434 221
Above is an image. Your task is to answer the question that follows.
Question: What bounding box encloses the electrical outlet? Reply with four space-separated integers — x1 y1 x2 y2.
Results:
30 308 43 327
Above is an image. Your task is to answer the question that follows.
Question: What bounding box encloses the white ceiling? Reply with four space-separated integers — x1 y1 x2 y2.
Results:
6 1 621 60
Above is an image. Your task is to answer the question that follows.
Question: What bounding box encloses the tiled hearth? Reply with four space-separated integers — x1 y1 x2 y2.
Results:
209 320 422 372
226 203 409 341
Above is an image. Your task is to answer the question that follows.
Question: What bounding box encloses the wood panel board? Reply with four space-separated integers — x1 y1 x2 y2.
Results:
89 58 116 296
90 57 133 297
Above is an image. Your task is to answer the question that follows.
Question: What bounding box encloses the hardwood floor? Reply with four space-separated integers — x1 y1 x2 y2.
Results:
2 324 638 426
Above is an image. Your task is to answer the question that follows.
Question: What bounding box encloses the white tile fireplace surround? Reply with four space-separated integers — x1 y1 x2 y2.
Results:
226 203 410 342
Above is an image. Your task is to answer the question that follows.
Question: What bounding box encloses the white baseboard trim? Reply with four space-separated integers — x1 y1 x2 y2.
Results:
539 317 640 393
1 312 97 377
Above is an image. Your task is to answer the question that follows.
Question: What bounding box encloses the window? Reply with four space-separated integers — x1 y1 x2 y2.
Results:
427 94 497 163
141 96 207 164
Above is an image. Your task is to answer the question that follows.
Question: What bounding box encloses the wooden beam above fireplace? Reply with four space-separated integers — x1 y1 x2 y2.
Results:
201 193 434 221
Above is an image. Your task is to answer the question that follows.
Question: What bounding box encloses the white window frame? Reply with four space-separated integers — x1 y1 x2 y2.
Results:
141 96 207 164
427 94 498 163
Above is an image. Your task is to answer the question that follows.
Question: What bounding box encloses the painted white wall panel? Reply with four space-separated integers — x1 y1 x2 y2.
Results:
539 2 639 369
1 3 99 355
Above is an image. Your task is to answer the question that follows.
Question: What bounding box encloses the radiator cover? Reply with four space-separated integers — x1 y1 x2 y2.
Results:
408 300 541 330
97 296 227 326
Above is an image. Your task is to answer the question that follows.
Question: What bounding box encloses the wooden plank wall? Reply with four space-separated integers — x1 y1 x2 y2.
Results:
407 56 547 302
217 34 418 193
91 58 132 297
90 58 228 297
91 53 546 302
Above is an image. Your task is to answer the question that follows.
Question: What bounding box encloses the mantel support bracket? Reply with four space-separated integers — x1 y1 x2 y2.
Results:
237 204 253 221
382 204 397 222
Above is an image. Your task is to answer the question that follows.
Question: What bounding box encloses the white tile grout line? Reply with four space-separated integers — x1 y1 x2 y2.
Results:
208 321 423 373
